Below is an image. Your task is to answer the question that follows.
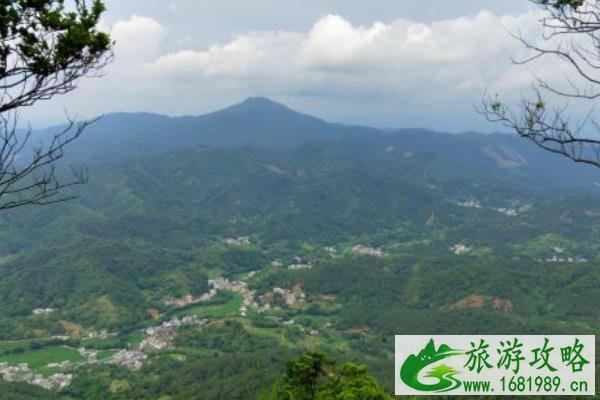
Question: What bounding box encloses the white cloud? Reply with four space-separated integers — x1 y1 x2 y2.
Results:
33 10 552 131
135 10 543 101
113 15 166 62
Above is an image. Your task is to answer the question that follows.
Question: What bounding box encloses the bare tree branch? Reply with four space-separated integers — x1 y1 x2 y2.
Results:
479 90 600 167
0 114 94 211
0 0 111 212
482 0 600 168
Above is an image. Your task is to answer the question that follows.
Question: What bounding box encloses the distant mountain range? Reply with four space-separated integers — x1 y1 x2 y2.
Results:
39 97 377 163
3 96 598 326
35 96 599 194
0 97 599 399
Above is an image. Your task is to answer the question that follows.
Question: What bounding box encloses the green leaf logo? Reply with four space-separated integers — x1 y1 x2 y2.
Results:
400 339 464 392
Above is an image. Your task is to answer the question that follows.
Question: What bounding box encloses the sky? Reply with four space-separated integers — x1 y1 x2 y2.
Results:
28 0 549 132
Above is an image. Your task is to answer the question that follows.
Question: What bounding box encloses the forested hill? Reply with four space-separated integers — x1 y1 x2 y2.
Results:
33 97 600 193
1 129 600 330
1 98 598 398
37 97 378 163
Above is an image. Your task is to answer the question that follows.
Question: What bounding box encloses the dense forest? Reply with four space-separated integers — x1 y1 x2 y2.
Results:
0 99 598 398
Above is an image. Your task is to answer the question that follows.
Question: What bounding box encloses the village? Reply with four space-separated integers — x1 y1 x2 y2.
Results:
0 362 72 391
1 233 587 393
165 273 307 318
543 246 588 263
0 265 317 391
453 198 527 216
451 243 472 255
352 244 388 258
140 315 208 351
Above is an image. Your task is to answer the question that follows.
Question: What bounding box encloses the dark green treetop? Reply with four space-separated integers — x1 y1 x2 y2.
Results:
269 352 392 400
0 0 111 211
537 0 585 9
0 0 111 112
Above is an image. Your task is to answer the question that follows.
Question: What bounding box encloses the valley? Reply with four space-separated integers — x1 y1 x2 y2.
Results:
0 99 599 398
2 0 600 397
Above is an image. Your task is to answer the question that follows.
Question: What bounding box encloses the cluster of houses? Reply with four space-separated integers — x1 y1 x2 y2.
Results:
87 330 117 340
0 313 208 389
77 348 98 363
545 255 588 263
288 263 313 271
32 308 54 316
451 243 472 255
101 316 208 372
353 244 388 258
495 207 519 216
210 277 248 293
211 277 276 316
140 315 207 351
163 275 257 308
454 199 525 216
273 285 306 307
0 362 72 391
163 289 217 308
207 277 307 316
323 246 337 254
280 319 319 336
223 236 251 246
106 350 147 371
287 256 313 270
543 246 588 263
271 257 318 270
455 200 483 209
163 276 261 317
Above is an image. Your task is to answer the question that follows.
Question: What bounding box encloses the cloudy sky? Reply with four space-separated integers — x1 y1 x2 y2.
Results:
30 0 547 131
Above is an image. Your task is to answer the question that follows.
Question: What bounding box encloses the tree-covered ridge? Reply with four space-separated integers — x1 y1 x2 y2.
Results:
266 352 392 400
0 142 598 333
0 110 599 397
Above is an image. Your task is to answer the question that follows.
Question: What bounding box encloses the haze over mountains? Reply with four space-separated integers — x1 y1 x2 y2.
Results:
41 97 375 162
1 96 600 398
3 96 597 320
39 96 598 195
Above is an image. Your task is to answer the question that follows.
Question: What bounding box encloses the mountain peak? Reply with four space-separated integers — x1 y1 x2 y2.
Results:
235 96 293 112
241 96 281 106
207 96 318 123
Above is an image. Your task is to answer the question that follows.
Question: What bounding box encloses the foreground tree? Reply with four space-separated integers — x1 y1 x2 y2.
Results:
268 352 392 400
481 0 600 168
0 0 111 211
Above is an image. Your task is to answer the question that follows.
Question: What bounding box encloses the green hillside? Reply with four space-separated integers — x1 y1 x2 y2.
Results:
1 101 599 398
